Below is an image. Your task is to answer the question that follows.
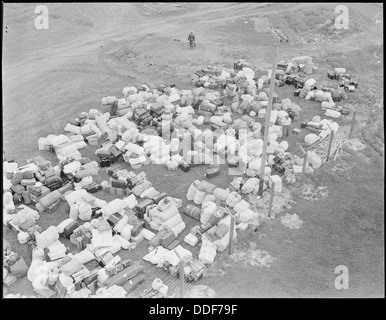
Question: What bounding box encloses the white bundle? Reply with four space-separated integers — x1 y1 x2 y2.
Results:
325 109 341 118
171 221 185 237
36 226 59 249
305 134 319 145
199 241 217 264
101 96 117 105
65 189 87 206
64 123 81 135
125 142 145 155
174 245 193 263
120 224 134 240
78 200 92 221
200 201 216 224
101 198 128 219
162 214 183 230
113 234 131 250
114 215 128 233
56 219 74 234
122 194 138 209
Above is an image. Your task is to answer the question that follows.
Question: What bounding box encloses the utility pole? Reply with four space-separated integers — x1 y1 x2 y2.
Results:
259 29 288 195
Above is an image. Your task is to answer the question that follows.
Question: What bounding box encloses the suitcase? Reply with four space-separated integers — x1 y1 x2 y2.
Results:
107 213 124 228
149 229 169 248
44 169 56 178
23 171 35 180
100 157 111 168
46 176 63 191
277 63 287 70
204 167 220 179
19 219 36 232
214 224 229 239
109 146 122 159
3 274 18 287
160 230 177 247
327 71 336 80
179 161 191 172
111 179 126 189
163 239 179 251
294 89 301 96
92 208 103 219
131 221 145 238
58 183 74 195
63 221 79 239
151 192 167 205
293 128 301 135
107 165 123 178
134 108 148 119
135 199 154 219
84 182 102 193
228 159 239 168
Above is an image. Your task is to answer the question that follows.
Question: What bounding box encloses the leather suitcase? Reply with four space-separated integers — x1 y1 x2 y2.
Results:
100 157 111 167
179 161 191 172
46 176 63 191
204 167 220 179
135 199 154 219
160 230 177 247
327 71 335 79
294 89 301 96
166 239 180 250
228 159 239 168
58 183 74 194
107 213 124 228
63 221 79 239
111 179 126 189
134 108 148 119
84 182 102 193
151 192 167 205
22 171 35 180
131 221 145 238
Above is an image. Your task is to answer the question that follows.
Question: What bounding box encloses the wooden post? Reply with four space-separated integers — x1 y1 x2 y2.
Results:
180 260 185 298
228 215 235 255
259 37 282 195
267 175 275 218
349 110 357 139
327 130 334 162
299 146 308 178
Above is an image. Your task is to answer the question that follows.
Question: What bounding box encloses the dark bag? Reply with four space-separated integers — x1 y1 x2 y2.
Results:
63 221 79 239
100 157 111 167
107 213 124 228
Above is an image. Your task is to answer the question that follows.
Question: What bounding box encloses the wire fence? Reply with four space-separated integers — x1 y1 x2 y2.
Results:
127 110 359 298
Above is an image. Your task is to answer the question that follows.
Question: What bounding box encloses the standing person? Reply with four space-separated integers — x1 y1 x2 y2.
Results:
282 114 292 137
188 31 195 49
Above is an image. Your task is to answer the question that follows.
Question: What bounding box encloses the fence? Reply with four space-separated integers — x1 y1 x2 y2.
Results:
127 110 360 298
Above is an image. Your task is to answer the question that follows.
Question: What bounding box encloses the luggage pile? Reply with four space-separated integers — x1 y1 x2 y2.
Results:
3 56 353 297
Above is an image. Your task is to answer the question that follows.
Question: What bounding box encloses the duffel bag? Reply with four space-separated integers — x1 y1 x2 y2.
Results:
9 256 29 278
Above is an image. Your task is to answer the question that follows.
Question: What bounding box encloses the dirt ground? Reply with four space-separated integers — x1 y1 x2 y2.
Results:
3 3 384 298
